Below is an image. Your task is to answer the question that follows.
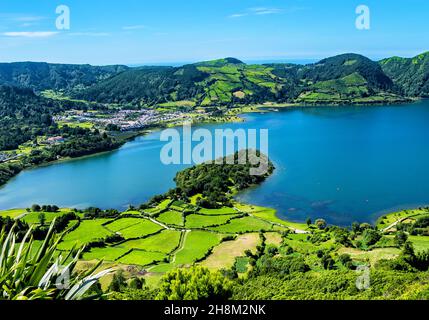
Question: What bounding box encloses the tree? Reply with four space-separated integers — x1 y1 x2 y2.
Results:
108 270 127 292
315 219 327 230
352 222 360 233
38 212 46 226
128 277 145 290
394 231 408 247
31 204 41 212
338 254 354 269
306 218 312 227
361 229 381 247
156 267 232 300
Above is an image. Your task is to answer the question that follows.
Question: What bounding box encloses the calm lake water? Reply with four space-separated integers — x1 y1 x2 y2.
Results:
1 101 429 225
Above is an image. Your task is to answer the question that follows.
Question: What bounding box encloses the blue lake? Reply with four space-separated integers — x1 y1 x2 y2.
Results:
1 101 429 225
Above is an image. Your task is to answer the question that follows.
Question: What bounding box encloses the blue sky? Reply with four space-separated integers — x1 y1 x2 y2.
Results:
0 0 428 65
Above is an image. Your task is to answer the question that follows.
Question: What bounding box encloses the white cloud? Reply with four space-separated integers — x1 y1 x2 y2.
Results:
228 13 249 19
228 6 306 18
13 16 45 22
2 31 58 38
250 7 283 15
68 32 110 37
122 25 146 30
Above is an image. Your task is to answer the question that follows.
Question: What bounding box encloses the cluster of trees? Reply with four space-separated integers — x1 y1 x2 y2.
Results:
173 151 274 208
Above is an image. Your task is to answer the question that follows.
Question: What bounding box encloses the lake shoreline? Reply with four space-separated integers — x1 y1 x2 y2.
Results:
1 100 428 227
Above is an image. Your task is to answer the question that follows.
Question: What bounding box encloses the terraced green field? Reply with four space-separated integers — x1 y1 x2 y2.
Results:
198 207 238 215
82 247 129 262
0 208 27 218
174 231 224 266
58 219 113 250
209 216 274 233
104 218 163 238
157 210 183 226
185 214 237 229
118 250 166 266
115 230 182 253
21 209 75 225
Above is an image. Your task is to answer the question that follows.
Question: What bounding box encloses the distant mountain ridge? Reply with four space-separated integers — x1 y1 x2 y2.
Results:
0 62 128 92
0 52 428 106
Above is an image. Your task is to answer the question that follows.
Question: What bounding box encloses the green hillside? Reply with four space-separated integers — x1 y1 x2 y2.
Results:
380 52 429 97
76 53 408 107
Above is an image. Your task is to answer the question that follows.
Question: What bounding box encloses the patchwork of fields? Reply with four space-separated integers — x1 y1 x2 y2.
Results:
2 199 428 287
1 199 308 275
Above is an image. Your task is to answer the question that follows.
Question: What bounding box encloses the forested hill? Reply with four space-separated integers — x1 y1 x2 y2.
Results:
0 62 128 91
1 52 429 106
73 53 410 106
380 52 429 97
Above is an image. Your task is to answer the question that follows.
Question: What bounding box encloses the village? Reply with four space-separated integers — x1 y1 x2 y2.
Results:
53 108 194 131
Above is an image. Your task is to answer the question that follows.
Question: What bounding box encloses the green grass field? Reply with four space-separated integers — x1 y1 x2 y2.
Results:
198 207 238 215
118 250 167 266
104 218 163 239
114 230 181 254
409 235 429 253
0 209 27 219
21 209 77 225
185 214 236 229
174 231 224 266
209 216 274 233
82 247 129 262
157 210 183 226
58 219 113 250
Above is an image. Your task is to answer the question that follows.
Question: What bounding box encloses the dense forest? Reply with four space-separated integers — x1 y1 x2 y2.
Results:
380 52 429 97
0 62 127 91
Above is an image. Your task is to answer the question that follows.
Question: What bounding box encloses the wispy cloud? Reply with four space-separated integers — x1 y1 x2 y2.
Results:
229 13 249 18
13 16 46 22
2 31 58 38
122 25 146 30
229 7 283 18
68 32 110 37
249 7 283 15
228 6 307 19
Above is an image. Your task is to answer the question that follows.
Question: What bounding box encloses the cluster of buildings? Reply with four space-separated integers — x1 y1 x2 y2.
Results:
54 109 191 131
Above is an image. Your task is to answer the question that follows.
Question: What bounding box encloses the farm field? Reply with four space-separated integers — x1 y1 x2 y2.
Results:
114 230 182 253
174 231 225 266
157 210 183 226
104 218 163 239
0 208 27 218
209 216 274 233
185 213 237 228
58 219 113 250
117 250 166 266
409 235 429 253
200 233 260 270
